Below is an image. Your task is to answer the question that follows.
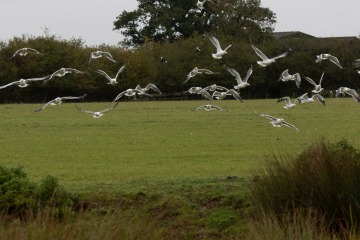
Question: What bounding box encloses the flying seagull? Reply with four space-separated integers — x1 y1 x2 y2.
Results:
0 76 49 89
33 94 87 112
296 93 326 106
335 87 360 102
277 96 297 109
257 113 299 131
279 69 301 88
48 68 84 81
192 104 223 112
316 54 343 69
135 83 162 95
184 67 218 83
225 66 253 90
76 102 119 119
95 65 126 85
252 45 290 67
304 72 325 94
212 89 243 102
111 88 153 102
185 87 212 100
209 36 232 59
203 84 229 92
9 47 41 59
89 51 116 65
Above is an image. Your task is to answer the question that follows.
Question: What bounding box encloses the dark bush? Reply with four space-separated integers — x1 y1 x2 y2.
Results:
249 138 360 232
0 166 36 215
35 175 75 218
0 166 74 218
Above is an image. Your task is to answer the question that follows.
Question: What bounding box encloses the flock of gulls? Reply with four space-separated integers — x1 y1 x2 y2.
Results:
2 0 360 133
2 48 162 118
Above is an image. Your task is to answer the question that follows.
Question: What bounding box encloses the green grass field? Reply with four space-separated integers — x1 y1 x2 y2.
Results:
1 98 359 193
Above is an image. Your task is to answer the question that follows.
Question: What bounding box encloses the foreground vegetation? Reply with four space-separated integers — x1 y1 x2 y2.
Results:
2 135 360 238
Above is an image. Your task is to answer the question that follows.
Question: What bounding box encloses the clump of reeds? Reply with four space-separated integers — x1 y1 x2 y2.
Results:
249 138 360 236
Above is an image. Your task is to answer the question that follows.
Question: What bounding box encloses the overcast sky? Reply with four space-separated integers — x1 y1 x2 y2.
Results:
1 0 359 46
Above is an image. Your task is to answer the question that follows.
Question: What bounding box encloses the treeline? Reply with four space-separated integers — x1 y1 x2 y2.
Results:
0 33 360 103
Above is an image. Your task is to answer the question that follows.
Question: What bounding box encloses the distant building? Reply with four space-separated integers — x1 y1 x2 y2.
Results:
273 31 316 40
274 31 358 45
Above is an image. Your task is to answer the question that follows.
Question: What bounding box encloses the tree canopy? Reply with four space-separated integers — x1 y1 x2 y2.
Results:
113 0 276 47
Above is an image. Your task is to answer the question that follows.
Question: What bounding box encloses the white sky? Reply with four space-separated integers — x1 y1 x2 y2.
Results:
261 0 360 38
1 0 359 46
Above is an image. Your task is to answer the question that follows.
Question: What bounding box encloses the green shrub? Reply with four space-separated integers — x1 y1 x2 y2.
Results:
0 166 74 218
249 138 360 233
0 166 36 215
35 175 75 218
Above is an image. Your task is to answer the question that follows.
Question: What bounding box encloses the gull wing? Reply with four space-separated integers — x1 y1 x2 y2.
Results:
226 89 243 102
203 85 228 91
271 49 290 60
296 93 308 104
9 49 22 59
145 83 162 94
65 68 84 74
95 69 112 81
226 67 242 84
199 89 212 100
197 69 217 74
312 94 326 106
27 76 49 82
114 65 126 79
282 121 299 131
187 87 203 94
0 80 20 89
27 48 41 54
319 72 325 85
335 87 344 98
61 94 87 100
209 36 222 52
100 102 119 113
243 66 253 83
280 69 290 79
277 96 291 105
328 55 343 69
294 73 301 88
257 113 278 121
33 99 56 112
304 76 317 87
113 91 126 102
252 45 269 60
346 89 360 102
103 52 116 62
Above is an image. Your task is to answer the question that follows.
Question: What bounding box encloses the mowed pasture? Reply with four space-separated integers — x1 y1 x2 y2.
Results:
0 98 359 193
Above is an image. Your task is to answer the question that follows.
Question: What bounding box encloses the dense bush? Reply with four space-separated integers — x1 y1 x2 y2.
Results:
249 139 360 233
0 166 75 218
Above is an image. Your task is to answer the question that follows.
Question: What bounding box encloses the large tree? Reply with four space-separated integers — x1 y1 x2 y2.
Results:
113 0 276 46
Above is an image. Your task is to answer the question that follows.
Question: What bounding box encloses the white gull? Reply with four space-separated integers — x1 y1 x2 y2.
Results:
257 113 299 131
209 36 231 59
225 66 253 90
34 94 87 112
304 72 325 94
95 65 126 85
252 45 290 67
184 67 218 83
335 87 360 102
279 69 301 88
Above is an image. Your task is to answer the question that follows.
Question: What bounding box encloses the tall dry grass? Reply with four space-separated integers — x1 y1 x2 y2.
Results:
248 138 360 237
